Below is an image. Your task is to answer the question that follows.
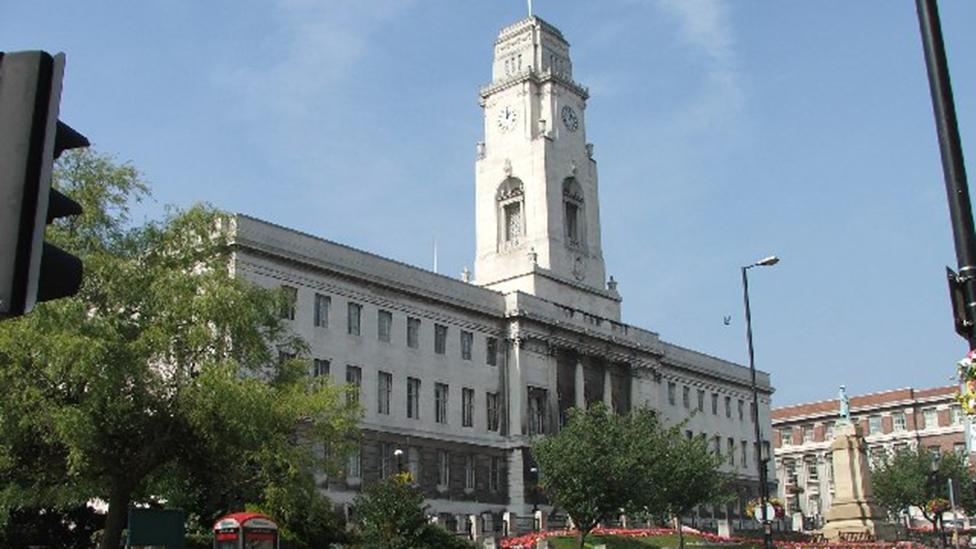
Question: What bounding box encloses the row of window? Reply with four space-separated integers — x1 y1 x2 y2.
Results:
686 430 760 470
312 360 502 431
668 382 754 423
281 286 500 365
779 405 964 446
345 443 504 493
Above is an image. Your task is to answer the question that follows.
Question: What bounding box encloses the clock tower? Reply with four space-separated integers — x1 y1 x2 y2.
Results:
474 16 621 320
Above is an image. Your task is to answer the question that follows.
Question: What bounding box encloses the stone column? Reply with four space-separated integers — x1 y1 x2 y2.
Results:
575 358 585 409
822 422 895 540
469 514 481 541
509 448 527 510
603 364 613 409
509 337 525 436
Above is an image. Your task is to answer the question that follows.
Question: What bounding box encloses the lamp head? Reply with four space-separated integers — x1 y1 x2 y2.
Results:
393 448 404 457
756 256 779 267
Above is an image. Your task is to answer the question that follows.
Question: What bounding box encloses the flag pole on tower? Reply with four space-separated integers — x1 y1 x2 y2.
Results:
527 0 533 17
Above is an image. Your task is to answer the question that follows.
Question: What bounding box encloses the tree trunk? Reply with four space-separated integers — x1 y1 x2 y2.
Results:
677 517 685 549
98 485 131 549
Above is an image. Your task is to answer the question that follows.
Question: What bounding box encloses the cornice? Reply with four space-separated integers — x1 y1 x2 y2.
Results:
479 68 589 101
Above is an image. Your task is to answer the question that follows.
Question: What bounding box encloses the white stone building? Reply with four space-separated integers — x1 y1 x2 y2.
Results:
228 16 774 532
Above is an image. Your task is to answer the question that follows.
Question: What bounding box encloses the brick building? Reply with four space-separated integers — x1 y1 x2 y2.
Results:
771 386 966 526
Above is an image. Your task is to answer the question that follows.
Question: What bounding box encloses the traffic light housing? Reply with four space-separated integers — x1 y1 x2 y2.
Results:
0 51 88 319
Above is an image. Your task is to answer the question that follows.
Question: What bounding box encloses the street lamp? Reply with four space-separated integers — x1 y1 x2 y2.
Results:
529 466 540 531
394 448 404 474
742 255 778 549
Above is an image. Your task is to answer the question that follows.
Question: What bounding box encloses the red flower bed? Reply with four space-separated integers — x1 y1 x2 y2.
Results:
499 527 929 549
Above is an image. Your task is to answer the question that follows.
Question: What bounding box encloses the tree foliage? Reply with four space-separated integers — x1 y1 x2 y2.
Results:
873 447 975 529
353 473 472 549
0 149 361 549
532 404 730 549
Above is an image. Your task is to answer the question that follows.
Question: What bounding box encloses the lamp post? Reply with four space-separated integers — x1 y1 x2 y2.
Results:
743 255 778 549
394 448 404 475
529 466 540 530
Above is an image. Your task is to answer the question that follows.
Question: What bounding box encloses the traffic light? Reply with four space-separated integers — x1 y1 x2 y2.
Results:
0 51 88 319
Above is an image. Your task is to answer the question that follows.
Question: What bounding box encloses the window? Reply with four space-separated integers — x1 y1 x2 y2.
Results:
928 445 942 461
951 405 963 426
780 429 793 446
565 201 580 245
712 435 721 457
486 337 498 365
807 457 819 481
434 324 448 355
825 423 834 440
278 349 296 365
563 178 584 247
712 393 719 415
461 330 473 360
528 387 547 435
380 442 392 479
667 382 676 406
489 456 501 492
803 425 814 443
697 389 705 412
407 317 420 349
408 447 420 481
868 415 882 435
741 440 748 469
407 377 421 419
437 450 450 489
278 285 297 320
504 202 522 242
464 455 475 491
462 388 474 427
313 358 330 378
346 445 362 480
487 392 500 431
893 412 907 431
377 371 392 415
725 396 732 418
728 438 735 466
377 309 392 342
955 443 967 457
738 399 745 421
750 401 756 422
685 430 694 440
347 302 361 336
682 386 690 409
345 366 361 404
314 293 330 328
923 408 938 429
435 383 449 424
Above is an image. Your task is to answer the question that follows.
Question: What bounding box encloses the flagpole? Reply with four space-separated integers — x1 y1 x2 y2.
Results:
527 0 533 17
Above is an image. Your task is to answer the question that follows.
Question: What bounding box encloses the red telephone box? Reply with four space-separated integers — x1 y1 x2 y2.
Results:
213 512 279 549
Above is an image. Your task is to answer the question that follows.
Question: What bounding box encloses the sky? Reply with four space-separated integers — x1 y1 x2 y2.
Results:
4 1 975 407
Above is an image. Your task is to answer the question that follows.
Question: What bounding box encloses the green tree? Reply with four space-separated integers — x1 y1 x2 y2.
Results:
0 149 361 549
655 433 731 549
873 447 974 537
353 472 472 549
532 403 646 549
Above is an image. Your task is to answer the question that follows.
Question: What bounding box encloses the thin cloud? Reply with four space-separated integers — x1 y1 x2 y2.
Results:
655 0 744 136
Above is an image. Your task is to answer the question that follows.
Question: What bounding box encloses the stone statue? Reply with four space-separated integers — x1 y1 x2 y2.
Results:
838 385 851 424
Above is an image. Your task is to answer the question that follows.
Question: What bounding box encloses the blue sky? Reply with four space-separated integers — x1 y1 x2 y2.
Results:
5 1 975 406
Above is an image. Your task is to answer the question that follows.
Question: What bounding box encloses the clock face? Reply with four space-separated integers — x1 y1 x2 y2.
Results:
497 105 518 132
561 105 579 132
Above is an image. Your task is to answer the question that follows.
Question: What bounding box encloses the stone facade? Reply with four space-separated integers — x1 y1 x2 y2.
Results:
228 15 774 530
772 386 966 527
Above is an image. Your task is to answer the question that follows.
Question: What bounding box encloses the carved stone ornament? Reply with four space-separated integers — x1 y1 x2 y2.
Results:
503 158 513 176
569 162 577 176
496 179 523 201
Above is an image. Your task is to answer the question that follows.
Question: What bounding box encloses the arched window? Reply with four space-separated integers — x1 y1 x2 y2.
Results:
497 178 525 249
563 178 584 248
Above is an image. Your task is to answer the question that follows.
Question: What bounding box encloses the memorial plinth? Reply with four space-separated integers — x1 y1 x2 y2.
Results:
822 422 895 541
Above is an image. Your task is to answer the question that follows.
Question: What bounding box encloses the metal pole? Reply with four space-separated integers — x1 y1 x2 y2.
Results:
744 266 772 549
915 0 976 349
948 478 961 549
